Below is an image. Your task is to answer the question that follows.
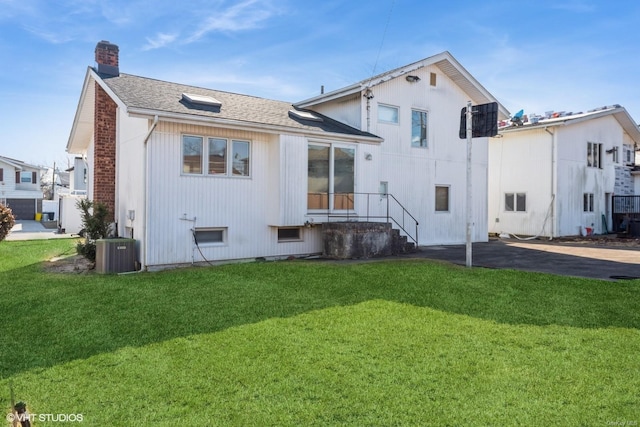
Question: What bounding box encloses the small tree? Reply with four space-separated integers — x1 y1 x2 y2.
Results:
76 199 110 262
0 204 15 242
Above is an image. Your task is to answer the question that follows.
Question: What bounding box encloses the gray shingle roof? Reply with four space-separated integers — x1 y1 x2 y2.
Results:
99 72 378 139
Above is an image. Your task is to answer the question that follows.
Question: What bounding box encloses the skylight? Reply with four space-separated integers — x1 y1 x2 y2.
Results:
289 109 322 122
182 93 222 107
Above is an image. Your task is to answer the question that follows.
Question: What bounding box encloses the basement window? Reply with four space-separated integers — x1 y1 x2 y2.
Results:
505 193 526 212
277 227 302 242
194 227 226 245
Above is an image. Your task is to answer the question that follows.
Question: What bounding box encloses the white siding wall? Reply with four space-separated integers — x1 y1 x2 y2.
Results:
114 111 150 268
270 134 308 226
145 122 322 267
491 115 625 237
488 128 553 237
555 116 620 236
312 94 362 130
360 64 489 244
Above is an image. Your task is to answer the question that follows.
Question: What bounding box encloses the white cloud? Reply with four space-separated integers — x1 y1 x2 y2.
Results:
143 32 179 51
186 0 276 43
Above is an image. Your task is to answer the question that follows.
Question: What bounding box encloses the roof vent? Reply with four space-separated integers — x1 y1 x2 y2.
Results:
182 93 222 108
289 109 322 122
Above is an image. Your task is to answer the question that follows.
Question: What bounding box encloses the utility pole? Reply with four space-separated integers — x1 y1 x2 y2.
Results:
465 101 473 268
52 162 56 201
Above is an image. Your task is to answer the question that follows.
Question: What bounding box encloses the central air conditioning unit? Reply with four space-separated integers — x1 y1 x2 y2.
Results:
95 238 137 274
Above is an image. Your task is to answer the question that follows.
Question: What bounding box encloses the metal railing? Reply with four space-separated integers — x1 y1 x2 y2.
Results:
612 195 640 233
307 192 419 245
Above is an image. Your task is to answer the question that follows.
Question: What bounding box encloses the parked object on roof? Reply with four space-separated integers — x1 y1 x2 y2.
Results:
490 104 640 239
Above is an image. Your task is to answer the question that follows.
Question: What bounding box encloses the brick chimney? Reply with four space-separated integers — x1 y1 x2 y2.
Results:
93 41 119 221
95 40 119 76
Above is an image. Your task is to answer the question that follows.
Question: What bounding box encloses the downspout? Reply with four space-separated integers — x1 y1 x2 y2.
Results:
544 126 555 238
142 115 159 271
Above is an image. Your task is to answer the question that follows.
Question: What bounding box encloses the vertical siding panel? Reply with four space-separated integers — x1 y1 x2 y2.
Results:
146 122 322 267
365 64 489 244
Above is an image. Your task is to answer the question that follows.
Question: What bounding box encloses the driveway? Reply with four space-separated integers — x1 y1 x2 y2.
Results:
415 238 640 281
5 220 76 241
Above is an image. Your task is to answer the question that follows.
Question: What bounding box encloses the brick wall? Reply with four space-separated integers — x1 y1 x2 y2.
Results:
94 82 117 221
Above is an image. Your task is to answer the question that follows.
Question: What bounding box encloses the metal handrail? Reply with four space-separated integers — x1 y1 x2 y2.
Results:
307 192 419 245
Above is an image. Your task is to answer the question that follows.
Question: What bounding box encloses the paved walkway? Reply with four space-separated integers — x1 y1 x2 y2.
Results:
5 220 76 241
414 238 640 281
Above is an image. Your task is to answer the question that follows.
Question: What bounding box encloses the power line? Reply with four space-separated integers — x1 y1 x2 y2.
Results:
366 0 396 87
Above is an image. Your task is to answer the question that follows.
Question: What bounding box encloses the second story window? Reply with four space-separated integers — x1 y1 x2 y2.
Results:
587 142 602 168
411 110 428 148
378 104 399 124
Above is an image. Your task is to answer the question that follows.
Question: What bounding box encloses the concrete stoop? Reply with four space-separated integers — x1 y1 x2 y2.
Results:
322 222 417 259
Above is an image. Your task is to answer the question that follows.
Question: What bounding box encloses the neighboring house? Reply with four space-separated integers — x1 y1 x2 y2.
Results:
67 41 507 270
488 106 640 237
0 155 44 220
295 51 509 245
67 157 88 194
58 157 89 235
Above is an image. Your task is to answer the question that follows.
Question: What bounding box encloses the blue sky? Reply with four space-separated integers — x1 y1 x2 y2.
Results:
1 0 639 168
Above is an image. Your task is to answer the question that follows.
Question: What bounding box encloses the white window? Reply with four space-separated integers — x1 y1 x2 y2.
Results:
583 193 594 212
435 186 449 212
587 142 602 168
182 135 250 177
194 227 226 245
307 144 355 211
182 135 203 174
411 110 428 148
505 193 526 212
20 171 33 183
277 227 302 242
378 104 399 124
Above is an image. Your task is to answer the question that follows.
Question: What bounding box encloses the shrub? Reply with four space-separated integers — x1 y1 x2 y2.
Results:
0 204 15 242
76 199 111 262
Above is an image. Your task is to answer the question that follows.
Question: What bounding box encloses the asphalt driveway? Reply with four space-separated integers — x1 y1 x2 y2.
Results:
415 238 640 281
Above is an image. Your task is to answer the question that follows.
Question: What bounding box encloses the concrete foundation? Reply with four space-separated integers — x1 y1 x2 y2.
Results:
322 222 414 259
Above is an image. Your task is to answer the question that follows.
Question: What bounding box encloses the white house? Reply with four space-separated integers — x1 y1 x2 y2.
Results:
296 51 509 245
488 106 640 237
67 41 507 270
0 156 44 220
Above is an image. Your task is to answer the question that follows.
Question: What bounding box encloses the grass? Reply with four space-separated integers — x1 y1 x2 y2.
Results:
1 239 639 425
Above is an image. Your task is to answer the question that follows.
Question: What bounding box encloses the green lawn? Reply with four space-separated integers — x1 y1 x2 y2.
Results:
1 239 639 426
